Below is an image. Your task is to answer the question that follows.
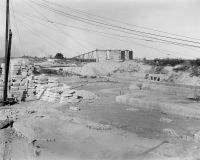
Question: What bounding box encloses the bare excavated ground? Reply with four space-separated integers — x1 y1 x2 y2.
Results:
64 80 200 141
1 76 200 160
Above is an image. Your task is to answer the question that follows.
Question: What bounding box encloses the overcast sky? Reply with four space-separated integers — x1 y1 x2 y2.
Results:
0 0 200 59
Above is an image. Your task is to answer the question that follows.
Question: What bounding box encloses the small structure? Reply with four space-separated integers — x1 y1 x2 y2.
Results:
72 49 133 62
145 73 166 82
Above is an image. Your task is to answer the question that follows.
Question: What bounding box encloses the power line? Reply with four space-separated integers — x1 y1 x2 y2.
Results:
12 7 198 58
23 0 91 51
10 0 25 56
12 3 168 46
19 9 200 56
30 1 200 49
98 35 194 58
17 16 79 55
6 2 200 58
17 9 188 54
46 21 198 58
3 1 198 58
16 11 183 58
17 5 158 43
6 0 200 49
41 0 200 42
16 2 90 52
37 0 200 45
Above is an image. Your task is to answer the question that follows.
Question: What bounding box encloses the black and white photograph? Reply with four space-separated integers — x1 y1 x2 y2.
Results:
0 0 200 159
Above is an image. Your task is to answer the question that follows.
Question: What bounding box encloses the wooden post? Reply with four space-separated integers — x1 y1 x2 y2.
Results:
3 30 12 105
3 0 10 104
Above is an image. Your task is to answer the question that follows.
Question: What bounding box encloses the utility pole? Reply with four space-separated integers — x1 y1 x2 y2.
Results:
3 0 10 104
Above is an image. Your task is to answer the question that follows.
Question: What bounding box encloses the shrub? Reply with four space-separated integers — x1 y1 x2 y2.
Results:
155 66 164 74
144 58 184 67
190 67 200 77
55 53 64 59
136 82 143 90
173 64 190 72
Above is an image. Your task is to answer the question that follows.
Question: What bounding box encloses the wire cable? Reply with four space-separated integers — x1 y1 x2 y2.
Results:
10 0 25 56
37 0 200 45
30 1 200 49
23 0 91 51
14 8 198 58
41 0 200 42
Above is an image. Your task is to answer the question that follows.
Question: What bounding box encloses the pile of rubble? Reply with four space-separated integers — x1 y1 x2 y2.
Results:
0 59 61 102
163 128 179 138
0 58 97 104
86 121 112 130
40 85 97 104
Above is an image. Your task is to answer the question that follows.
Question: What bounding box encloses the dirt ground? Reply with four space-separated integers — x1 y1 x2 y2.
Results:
1 76 200 160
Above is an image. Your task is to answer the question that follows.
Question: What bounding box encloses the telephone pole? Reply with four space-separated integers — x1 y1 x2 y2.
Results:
3 0 11 104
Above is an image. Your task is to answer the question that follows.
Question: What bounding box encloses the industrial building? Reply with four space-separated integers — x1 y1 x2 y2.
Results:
72 49 133 62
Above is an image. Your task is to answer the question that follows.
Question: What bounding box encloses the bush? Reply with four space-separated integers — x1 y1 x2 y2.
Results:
187 89 200 101
190 67 200 77
144 58 200 67
173 64 190 72
55 53 64 59
144 58 184 67
39 68 61 75
136 82 143 90
190 59 200 66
